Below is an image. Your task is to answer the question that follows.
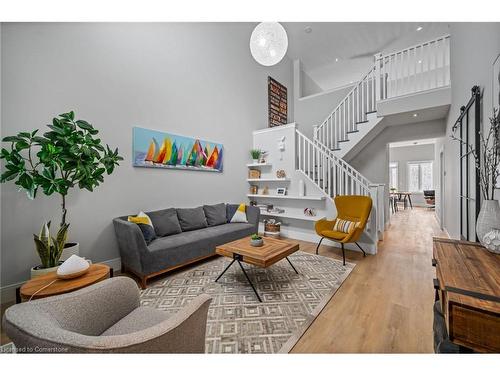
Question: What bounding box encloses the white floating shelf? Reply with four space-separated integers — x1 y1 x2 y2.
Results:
247 178 290 182
246 163 272 167
260 211 326 222
247 194 325 201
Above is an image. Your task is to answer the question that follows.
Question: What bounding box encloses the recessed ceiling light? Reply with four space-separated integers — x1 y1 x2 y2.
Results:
304 26 312 34
416 26 423 31
418 60 422 64
335 58 339 62
413 113 418 117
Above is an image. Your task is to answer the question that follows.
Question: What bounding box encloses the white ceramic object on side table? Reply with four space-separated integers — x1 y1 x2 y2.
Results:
482 228 500 254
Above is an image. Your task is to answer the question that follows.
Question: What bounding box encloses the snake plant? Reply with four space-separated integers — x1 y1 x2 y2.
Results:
33 221 69 269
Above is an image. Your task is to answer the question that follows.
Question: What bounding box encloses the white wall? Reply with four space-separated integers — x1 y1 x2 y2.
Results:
349 120 446 221
293 59 352 139
389 144 435 206
441 23 500 239
0 23 294 287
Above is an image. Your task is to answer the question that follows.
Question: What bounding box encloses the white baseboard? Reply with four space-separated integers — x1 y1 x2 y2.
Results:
0 257 122 304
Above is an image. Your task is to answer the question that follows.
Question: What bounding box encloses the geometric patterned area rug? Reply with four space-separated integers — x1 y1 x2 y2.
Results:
140 251 355 353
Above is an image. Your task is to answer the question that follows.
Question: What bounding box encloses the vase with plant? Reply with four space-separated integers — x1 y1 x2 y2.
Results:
250 234 263 247
452 108 500 248
1 111 123 276
250 149 262 164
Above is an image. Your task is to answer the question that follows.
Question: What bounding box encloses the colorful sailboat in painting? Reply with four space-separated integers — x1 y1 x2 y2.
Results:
133 127 223 172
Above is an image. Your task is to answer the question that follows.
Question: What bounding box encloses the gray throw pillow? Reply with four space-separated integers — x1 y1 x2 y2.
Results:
176 206 208 231
146 208 182 237
203 203 227 226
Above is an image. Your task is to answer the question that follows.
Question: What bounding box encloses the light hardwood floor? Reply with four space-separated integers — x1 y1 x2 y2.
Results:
292 207 446 353
1 208 445 352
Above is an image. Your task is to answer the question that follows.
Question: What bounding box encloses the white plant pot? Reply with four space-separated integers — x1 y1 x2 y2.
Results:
252 159 259 164
476 200 500 245
61 242 79 261
30 264 60 279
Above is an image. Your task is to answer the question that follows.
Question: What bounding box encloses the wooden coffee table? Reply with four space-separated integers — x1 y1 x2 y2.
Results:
215 236 300 302
17 263 112 303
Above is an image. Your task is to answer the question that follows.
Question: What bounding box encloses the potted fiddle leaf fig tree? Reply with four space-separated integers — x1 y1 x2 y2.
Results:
0 111 123 277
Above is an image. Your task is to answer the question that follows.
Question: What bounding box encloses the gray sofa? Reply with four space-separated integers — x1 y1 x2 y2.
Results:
3 277 212 353
113 203 259 288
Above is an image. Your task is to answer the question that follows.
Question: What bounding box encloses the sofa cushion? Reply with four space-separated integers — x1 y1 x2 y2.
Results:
144 223 255 275
226 203 248 223
203 203 227 226
176 207 208 232
127 212 157 244
101 306 169 336
146 208 182 237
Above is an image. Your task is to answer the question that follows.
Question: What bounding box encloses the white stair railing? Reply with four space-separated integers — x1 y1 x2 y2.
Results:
296 129 371 197
296 128 384 242
376 34 450 100
313 35 451 152
314 66 377 151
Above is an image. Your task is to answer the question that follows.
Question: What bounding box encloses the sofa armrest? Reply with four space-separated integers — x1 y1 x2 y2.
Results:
246 205 260 232
113 218 148 274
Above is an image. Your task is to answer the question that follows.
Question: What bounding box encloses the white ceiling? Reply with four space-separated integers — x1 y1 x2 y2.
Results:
283 22 451 91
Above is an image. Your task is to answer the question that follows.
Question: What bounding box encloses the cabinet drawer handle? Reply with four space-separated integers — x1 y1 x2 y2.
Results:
432 258 437 267
433 278 440 290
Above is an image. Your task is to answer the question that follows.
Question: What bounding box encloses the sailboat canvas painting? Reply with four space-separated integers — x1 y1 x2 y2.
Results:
132 127 223 172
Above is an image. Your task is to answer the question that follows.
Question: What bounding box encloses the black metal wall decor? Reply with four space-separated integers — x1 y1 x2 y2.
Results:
452 85 481 241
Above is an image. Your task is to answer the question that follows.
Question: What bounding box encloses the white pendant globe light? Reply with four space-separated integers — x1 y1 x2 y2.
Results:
250 22 288 66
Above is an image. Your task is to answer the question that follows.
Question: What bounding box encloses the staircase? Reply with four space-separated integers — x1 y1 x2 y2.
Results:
294 35 451 244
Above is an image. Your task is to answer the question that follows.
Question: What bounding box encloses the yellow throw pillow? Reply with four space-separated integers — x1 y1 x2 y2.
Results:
128 212 153 226
333 219 358 234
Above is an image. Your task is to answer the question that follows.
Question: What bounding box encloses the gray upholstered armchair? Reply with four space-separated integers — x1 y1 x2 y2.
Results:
2 277 212 353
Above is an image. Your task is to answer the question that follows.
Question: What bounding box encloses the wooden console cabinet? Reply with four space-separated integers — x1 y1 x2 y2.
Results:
433 237 500 352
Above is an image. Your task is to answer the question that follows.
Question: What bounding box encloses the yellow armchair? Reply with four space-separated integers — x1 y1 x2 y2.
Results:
315 195 373 265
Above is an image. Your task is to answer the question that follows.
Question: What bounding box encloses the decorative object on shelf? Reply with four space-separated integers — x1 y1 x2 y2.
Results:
250 149 262 164
452 108 500 244
304 208 316 217
276 187 287 196
250 22 288 67
482 228 500 254
259 150 268 164
299 179 305 197
250 234 264 247
133 127 223 172
268 77 288 127
248 169 261 179
56 255 92 280
264 219 281 238
262 186 269 195
0 111 122 276
249 200 258 206
276 169 286 179
249 185 258 194
278 135 286 160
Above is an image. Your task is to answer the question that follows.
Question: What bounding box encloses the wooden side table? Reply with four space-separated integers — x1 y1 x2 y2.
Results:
16 263 112 303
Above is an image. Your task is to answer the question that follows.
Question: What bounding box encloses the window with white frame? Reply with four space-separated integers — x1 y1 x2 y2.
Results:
407 161 433 192
389 162 398 190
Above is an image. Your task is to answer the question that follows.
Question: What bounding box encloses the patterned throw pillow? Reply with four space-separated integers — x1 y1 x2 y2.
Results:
128 212 157 244
227 203 248 223
333 219 358 234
